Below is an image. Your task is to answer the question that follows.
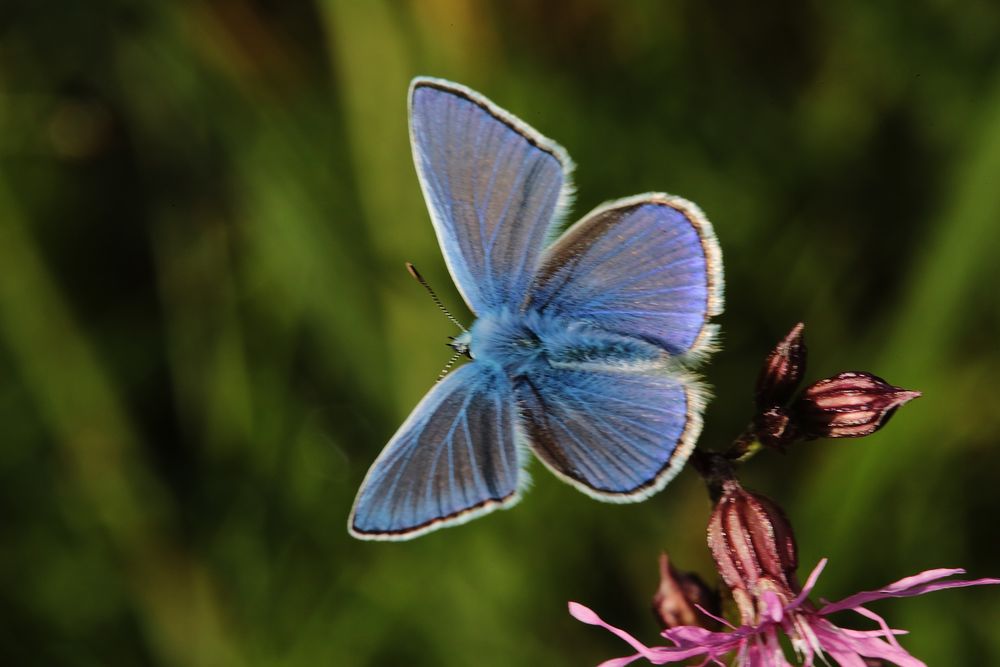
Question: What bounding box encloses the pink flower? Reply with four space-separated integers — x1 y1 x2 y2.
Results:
570 559 999 667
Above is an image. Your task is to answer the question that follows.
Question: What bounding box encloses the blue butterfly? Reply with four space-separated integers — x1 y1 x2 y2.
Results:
349 77 724 540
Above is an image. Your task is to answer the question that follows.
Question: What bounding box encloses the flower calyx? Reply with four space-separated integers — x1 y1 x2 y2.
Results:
707 478 798 625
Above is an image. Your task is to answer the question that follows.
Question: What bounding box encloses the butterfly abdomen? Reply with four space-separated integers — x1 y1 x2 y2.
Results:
540 318 667 372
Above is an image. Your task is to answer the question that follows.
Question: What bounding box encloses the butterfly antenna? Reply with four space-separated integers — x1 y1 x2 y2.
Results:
405 262 467 332
436 349 464 382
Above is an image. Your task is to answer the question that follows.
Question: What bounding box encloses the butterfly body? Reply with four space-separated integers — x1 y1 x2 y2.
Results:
349 78 724 540
465 309 665 377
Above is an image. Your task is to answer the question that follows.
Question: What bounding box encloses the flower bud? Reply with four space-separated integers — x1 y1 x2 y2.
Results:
707 479 798 624
651 553 720 630
753 406 797 449
755 323 807 410
791 371 921 439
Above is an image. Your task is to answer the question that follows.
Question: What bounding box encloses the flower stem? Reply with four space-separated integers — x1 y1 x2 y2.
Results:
723 426 764 463
692 424 764 499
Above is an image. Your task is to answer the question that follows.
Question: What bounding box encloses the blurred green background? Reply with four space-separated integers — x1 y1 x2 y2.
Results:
2 1 998 665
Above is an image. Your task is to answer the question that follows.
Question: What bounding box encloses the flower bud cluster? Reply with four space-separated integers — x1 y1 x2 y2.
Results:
752 323 920 448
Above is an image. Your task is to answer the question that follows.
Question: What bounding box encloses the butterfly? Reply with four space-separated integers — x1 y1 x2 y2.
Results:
349 77 724 540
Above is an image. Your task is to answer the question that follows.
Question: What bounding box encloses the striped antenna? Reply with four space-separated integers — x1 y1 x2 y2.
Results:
436 350 464 382
405 263 467 332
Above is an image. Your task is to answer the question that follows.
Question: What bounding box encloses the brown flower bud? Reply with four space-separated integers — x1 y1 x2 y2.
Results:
755 323 807 410
791 371 921 439
753 406 798 449
707 479 798 624
651 553 720 630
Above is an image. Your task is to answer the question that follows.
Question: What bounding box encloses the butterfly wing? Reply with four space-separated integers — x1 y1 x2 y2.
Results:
349 364 521 540
516 194 724 500
409 77 573 314
527 193 723 358
517 358 704 501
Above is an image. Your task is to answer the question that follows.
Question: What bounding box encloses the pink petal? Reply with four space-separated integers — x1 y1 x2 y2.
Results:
656 632 747 662
838 635 926 667
887 568 966 588
597 655 644 667
741 633 793 667
569 602 743 664
692 603 736 630
809 617 927 667
662 626 723 643
569 602 605 625
569 602 663 660
817 646 868 667
837 627 909 639
663 624 752 651
760 590 785 623
849 604 902 649
787 613 821 665
764 629 794 666
789 559 828 610
698 657 728 667
668 628 755 660
885 574 1000 597
821 569 1000 615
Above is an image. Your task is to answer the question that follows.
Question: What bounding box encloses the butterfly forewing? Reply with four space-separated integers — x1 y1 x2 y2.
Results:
528 194 723 358
409 78 572 314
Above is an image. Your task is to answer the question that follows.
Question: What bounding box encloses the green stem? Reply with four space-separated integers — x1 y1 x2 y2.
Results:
723 427 765 463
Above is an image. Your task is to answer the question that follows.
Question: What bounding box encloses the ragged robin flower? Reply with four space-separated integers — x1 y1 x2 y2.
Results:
570 476 998 666
571 560 997 667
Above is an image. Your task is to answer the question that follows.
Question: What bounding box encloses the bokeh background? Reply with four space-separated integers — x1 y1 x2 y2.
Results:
2 1 999 665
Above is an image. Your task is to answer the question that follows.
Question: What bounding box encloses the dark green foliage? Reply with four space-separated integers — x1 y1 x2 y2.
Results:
0 1 998 664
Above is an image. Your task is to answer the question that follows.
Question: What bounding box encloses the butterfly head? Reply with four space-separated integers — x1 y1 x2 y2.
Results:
448 331 473 359
460 310 551 377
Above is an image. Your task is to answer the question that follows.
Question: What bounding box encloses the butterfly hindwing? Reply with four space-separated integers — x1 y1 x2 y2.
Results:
349 364 521 540
528 194 723 358
516 360 703 501
409 77 573 314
